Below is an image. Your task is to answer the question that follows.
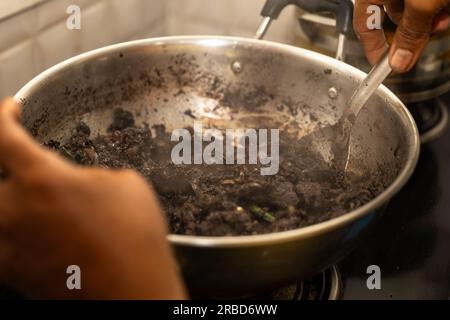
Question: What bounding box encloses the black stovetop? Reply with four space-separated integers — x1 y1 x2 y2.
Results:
339 94 450 300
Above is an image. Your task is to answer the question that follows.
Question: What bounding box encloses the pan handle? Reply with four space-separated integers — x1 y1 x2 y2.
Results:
256 0 354 56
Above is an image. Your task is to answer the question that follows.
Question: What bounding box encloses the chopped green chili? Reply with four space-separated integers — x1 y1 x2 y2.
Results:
60 146 73 159
249 204 276 223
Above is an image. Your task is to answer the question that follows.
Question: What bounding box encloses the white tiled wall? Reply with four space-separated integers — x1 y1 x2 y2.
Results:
0 0 166 97
0 0 297 97
165 0 297 42
0 0 44 20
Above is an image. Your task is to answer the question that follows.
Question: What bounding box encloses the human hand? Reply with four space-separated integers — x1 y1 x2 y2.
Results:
0 98 186 299
354 0 450 72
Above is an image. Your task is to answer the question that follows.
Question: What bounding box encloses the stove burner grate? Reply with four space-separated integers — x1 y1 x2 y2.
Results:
246 265 342 301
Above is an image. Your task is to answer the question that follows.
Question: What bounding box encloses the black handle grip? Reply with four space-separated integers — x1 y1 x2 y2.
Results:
260 0 354 37
261 0 296 19
334 0 354 36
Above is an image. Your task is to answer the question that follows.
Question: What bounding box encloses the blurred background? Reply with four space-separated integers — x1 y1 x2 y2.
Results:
0 0 298 97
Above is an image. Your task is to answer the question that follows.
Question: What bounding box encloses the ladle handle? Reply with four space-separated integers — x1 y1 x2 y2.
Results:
349 52 392 117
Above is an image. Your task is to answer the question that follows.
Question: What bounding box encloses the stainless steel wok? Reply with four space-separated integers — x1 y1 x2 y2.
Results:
15 36 420 297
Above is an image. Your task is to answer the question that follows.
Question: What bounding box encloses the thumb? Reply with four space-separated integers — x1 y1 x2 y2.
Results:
389 2 443 73
0 98 48 176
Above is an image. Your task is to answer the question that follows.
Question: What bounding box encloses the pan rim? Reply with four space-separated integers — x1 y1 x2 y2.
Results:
14 35 421 248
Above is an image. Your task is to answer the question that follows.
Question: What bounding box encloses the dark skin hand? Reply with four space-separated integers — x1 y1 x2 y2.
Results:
354 0 450 72
0 98 187 299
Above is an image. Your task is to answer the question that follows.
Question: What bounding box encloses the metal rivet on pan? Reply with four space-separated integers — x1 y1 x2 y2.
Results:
328 87 338 99
231 61 243 74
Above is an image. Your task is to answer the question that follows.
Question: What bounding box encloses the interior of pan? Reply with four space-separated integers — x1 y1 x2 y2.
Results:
16 36 416 232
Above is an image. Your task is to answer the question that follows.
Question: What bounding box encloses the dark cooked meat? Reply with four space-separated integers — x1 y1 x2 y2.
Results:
46 109 393 236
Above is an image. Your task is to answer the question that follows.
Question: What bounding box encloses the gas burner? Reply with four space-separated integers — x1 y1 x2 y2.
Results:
269 266 342 300
408 97 449 144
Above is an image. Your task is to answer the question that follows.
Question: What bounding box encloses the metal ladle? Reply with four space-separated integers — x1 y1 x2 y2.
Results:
298 52 393 171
